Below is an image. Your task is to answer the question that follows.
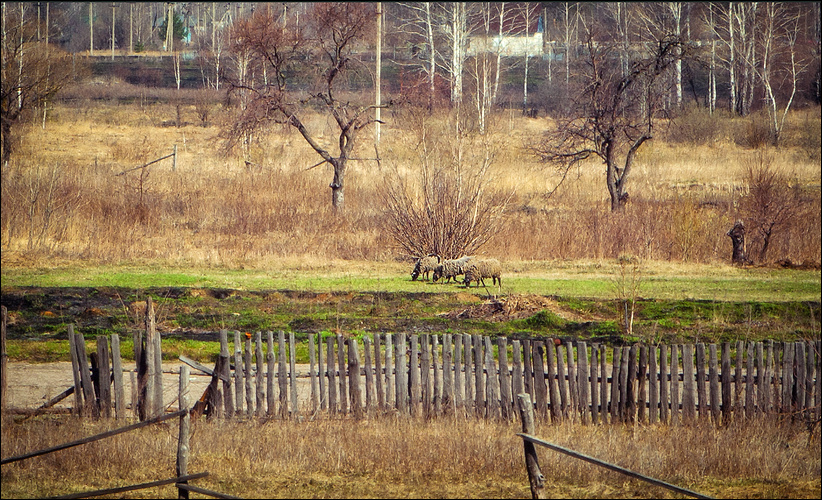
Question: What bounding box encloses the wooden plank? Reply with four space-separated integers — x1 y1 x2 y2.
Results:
795 342 806 416
363 336 374 414
176 365 191 499
805 342 816 419
337 334 348 416
421 335 431 418
637 345 647 424
682 343 695 422
709 344 720 424
670 344 679 426
735 341 744 416
289 332 298 418
626 345 637 423
244 336 253 416
767 341 777 414
374 333 384 412
578 341 590 425
745 342 755 418
443 334 453 414
384 333 393 410
473 334 485 418
566 340 578 423
463 334 473 415
266 332 275 417
433 335 441 416
327 335 337 415
556 343 569 419
522 339 533 403
75 331 97 418
278 331 288 418
219 331 234 418
485 336 500 420
46 472 209 500
310 333 319 414
649 345 659 424
144 299 157 419
619 346 630 423
397 333 408 414
233 331 243 416
68 325 84 415
348 338 362 419
815 341 821 422
454 334 463 413
721 342 732 424
608 345 620 423
410 335 421 417
96 336 111 418
318 333 326 411
659 344 668 424
755 342 765 416
255 332 265 418
781 342 794 415
696 343 707 420
512 340 524 417
599 345 608 424
517 393 546 499
498 337 511 420
150 297 163 417
589 344 599 424
545 339 560 423
0 306 5 414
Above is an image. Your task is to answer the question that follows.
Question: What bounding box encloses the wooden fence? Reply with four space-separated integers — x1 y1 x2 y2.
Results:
2 303 820 426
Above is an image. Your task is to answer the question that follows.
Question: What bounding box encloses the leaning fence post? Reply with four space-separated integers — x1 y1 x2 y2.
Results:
68 324 84 415
111 334 124 419
1 306 6 416
176 365 190 499
517 393 546 499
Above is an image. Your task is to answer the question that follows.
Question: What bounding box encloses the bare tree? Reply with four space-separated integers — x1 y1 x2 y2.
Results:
533 31 682 212
1 8 79 164
224 4 381 214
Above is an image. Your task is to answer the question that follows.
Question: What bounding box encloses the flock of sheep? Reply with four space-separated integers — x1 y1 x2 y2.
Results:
410 254 502 289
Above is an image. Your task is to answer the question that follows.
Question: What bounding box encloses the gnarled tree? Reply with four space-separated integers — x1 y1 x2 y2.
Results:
533 32 683 212
224 4 381 214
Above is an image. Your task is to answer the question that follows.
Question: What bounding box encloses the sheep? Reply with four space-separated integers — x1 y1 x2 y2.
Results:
410 254 441 281
462 258 502 288
432 256 474 283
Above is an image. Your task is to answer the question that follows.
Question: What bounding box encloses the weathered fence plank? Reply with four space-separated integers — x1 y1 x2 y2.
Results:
721 343 732 424
463 334 473 415
473 335 485 418
220 331 234 418
638 345 647 424
649 345 659 424
659 344 668 424
278 331 288 418
266 332 275 417
557 343 569 420
578 341 590 425
485 336 500 420
433 335 441 416
443 334 453 415
348 338 362 420
327 335 337 415
696 343 707 421
682 343 695 422
310 334 319 414
498 337 511 421
781 342 794 415
454 334 463 413
75 331 97 418
709 344 720 423
421 335 431 418
517 393 546 499
599 345 608 424
609 345 620 423
110 334 124 419
374 333 384 412
318 333 326 411
670 344 680 426
337 334 348 416
68 325 84 415
96 336 112 419
363 335 373 415
384 333 393 411
176 365 190 499
523 339 533 404
255 332 265 418
566 341 578 423
410 335 421 417
289 332 298 418
590 344 599 424
244 336 253 416
745 342 755 418
233 331 243 416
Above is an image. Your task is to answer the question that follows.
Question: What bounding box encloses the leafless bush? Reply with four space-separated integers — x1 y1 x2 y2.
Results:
380 109 512 259
740 153 802 263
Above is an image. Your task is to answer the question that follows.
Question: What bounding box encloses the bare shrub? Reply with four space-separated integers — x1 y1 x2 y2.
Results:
739 153 802 263
380 109 512 259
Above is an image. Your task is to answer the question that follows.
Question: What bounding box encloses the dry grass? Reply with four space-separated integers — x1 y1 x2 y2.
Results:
1 101 820 268
1 413 819 498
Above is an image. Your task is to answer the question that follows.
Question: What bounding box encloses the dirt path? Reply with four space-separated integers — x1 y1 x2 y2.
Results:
5 361 315 413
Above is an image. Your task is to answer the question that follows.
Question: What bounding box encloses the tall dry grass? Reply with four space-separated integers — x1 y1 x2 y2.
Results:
1 414 819 498
1 100 819 268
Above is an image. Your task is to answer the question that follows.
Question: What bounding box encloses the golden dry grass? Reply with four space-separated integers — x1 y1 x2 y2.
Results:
1 413 819 498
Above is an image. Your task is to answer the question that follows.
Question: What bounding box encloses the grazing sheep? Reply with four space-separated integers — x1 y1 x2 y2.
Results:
411 254 440 281
462 258 502 288
432 256 474 283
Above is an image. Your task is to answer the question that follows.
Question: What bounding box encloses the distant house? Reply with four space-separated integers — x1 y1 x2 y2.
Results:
466 8 544 57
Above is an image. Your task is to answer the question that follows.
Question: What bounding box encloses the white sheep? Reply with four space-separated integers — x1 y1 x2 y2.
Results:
462 258 502 288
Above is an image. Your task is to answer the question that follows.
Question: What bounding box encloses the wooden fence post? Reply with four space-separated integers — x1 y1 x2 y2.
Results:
599 344 608 424
649 345 659 424
578 341 590 425
144 298 157 419
75 331 97 418
682 344 695 422
279 331 289 418
620 346 631 423
485 336 500 420
289 332 298 418
318 333 326 412
410 335 421 417
374 333 383 412
310 333 319 414
522 339 533 403
244 335 253 416
432 335 441 416
544 340 559 423
176 365 190 499
696 343 707 421
709 344 720 423
608 345 619 422
659 344 668 424
590 344 599 425
498 337 511 421
337 334 348 416
97 336 112 418
745 342 755 418
517 393 546 499
420 335 431 418
327 335 336 415
0 306 5 416
397 333 408 415
670 344 679 426
781 342 794 415
638 345 647 424
735 341 744 416
255 332 265 418
463 334 473 416
532 341 547 421
363 335 373 414
110 335 124 419
473 335 485 418
566 340 578 423
721 343 732 424
349 337 362 420
233 331 243 416
68 324 84 415
384 333 393 411
218 330 233 418
443 334 454 415
266 331 275 417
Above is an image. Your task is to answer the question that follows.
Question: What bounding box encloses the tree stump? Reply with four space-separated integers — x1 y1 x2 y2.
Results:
726 220 749 265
